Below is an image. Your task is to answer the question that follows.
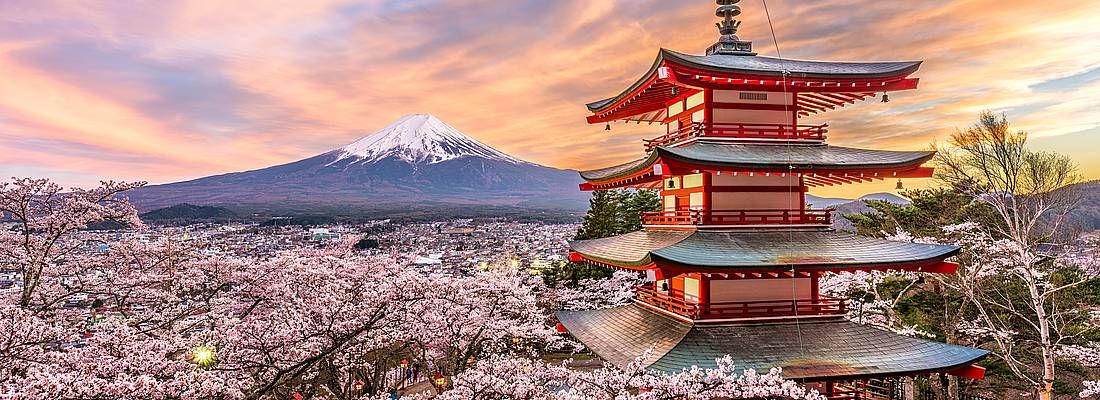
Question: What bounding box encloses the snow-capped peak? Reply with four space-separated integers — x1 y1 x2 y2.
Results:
333 114 523 165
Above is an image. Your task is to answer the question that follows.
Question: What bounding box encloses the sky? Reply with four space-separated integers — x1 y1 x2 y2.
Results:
0 0 1098 198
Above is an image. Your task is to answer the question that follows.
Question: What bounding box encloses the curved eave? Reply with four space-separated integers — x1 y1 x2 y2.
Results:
586 48 922 120
557 305 989 381
657 145 936 172
661 49 922 80
569 230 693 269
569 230 960 273
578 143 936 189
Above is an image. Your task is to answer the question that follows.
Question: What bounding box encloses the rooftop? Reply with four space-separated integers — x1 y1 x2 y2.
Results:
569 229 959 271
584 142 932 181
587 49 922 113
557 304 988 380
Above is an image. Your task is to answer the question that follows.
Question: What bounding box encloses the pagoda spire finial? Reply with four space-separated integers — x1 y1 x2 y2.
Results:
707 0 756 56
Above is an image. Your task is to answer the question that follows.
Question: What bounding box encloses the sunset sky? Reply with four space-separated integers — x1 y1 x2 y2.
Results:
1 0 1098 198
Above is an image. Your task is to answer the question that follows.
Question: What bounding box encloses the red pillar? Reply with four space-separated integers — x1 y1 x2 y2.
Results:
811 272 820 300
702 172 713 215
698 274 710 318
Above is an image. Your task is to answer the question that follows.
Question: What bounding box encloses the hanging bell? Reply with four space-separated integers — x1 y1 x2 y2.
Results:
881 92 890 103
605 123 612 131
895 179 904 191
672 86 680 96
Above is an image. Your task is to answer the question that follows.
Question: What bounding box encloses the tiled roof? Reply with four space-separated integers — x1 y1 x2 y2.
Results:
570 229 959 270
557 304 691 367
579 143 935 182
587 49 921 112
664 50 922 79
558 304 988 380
569 230 693 267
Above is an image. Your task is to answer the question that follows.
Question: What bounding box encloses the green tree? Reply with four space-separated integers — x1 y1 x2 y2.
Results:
846 188 997 238
618 189 661 233
547 189 661 286
839 113 1098 399
574 190 621 240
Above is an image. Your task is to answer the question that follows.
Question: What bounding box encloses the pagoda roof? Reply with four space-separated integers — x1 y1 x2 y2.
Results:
587 49 921 112
586 49 922 123
557 304 988 380
570 229 958 271
579 142 935 187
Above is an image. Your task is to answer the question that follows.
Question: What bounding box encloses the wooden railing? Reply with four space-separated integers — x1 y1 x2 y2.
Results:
635 286 847 320
642 209 833 227
636 286 700 318
645 122 828 150
701 297 847 319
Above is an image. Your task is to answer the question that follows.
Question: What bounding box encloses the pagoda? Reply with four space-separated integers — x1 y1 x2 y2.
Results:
557 1 988 398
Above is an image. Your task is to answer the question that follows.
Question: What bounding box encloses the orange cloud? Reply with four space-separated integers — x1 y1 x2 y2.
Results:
0 0 1096 199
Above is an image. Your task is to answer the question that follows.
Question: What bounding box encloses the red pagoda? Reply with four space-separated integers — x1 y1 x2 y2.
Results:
557 1 988 398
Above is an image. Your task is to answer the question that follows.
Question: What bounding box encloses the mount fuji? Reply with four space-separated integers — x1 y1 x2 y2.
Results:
127 114 588 216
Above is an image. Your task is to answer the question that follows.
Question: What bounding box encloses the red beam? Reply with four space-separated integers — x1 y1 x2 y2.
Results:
948 365 986 380
918 261 959 274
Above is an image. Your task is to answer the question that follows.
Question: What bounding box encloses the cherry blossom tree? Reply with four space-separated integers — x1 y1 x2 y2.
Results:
0 178 145 308
0 177 826 400
402 265 568 390
552 269 643 311
437 353 824 400
935 112 1086 400
1082 381 1100 398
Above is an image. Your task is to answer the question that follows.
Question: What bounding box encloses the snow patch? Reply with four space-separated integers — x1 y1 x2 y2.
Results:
332 114 524 165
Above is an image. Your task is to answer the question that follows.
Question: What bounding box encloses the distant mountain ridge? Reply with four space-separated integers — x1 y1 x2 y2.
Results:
820 185 1100 232
127 114 588 215
807 193 911 209
806 192 911 231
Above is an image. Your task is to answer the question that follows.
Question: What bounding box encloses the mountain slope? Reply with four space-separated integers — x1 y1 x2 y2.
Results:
127 114 588 214
806 192 911 231
141 204 238 223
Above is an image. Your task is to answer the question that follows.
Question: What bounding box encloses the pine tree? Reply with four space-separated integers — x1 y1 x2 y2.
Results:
574 190 621 240
548 189 665 286
618 189 661 233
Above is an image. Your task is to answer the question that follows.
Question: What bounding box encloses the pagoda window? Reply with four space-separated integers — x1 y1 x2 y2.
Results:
682 174 704 188
739 92 769 101
689 192 705 210
691 109 705 123
686 92 705 109
714 90 792 105
667 101 684 117
684 277 701 303
663 195 678 212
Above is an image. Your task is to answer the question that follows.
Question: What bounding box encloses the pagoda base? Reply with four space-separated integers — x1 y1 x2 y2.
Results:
556 304 987 381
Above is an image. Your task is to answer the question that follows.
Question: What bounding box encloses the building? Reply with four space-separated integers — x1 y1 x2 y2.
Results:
556 2 988 398
308 228 341 242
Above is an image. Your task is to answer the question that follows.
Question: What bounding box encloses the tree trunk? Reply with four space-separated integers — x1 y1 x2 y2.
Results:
903 376 915 400
1024 262 1057 400
946 375 959 400
1037 382 1054 400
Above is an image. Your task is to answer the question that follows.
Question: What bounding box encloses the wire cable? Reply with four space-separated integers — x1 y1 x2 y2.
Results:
761 0 806 358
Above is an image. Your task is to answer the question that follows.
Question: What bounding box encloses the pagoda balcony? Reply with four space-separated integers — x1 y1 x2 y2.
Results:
635 285 848 321
644 122 828 150
642 208 833 228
